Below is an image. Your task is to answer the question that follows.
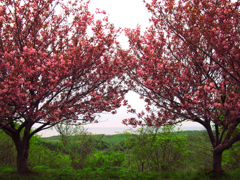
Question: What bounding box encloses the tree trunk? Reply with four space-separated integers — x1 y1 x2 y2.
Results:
141 162 144 172
212 150 223 174
14 138 30 173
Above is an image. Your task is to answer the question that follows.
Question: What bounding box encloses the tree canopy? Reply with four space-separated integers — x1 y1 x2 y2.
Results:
0 0 126 172
123 0 240 174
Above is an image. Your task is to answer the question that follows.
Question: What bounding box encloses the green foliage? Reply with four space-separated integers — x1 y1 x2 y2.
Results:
0 130 16 166
0 126 71 169
151 128 190 171
28 142 71 169
87 150 125 169
55 124 101 169
123 124 190 172
1 165 240 180
186 131 213 171
0 126 45 167
102 150 125 167
94 133 130 146
1 124 240 179
222 141 240 170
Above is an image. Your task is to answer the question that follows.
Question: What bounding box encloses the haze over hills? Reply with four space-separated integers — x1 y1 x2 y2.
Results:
39 125 205 137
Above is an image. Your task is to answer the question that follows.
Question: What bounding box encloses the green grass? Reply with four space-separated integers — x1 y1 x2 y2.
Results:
1 165 240 180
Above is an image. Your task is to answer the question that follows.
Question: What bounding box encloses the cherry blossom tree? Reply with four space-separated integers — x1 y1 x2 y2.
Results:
0 0 126 173
123 0 240 174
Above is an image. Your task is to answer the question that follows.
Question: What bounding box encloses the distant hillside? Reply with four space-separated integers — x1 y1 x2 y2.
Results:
42 135 61 141
177 130 206 136
41 130 207 146
42 134 130 145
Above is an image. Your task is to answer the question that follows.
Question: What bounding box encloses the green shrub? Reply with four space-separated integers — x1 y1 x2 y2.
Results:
124 124 190 172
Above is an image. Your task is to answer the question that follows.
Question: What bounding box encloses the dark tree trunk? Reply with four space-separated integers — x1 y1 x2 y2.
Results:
13 136 31 173
212 150 223 174
141 162 144 172
17 144 30 173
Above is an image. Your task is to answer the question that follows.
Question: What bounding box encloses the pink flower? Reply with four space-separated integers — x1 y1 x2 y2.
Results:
210 82 215 88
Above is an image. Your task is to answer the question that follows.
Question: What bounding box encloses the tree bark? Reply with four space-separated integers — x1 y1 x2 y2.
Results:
13 137 30 173
141 162 144 172
212 150 223 174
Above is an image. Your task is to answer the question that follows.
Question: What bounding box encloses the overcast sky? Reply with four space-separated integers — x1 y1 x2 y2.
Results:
38 0 202 137
89 0 152 49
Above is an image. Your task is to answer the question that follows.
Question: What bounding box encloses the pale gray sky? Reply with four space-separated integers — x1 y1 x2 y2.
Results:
89 0 151 49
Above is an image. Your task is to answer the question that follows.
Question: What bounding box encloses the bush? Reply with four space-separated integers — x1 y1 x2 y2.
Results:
124 124 190 172
0 130 16 166
55 124 101 169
